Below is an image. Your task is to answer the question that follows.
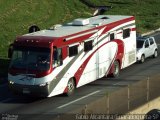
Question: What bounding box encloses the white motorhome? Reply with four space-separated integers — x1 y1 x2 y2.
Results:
8 15 136 97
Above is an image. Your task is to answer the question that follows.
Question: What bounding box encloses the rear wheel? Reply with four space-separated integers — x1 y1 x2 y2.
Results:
153 50 158 58
140 55 145 63
111 60 120 78
66 78 75 96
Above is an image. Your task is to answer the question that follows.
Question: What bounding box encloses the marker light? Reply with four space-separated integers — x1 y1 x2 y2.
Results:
9 80 14 84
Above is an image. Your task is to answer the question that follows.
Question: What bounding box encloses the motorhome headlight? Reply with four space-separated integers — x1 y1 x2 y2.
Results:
39 81 51 87
9 80 14 84
39 83 47 87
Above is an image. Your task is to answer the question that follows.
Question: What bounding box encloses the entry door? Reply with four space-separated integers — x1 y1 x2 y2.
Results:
96 34 111 79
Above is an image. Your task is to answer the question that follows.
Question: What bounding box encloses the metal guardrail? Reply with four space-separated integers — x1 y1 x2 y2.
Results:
79 75 160 115
52 75 160 120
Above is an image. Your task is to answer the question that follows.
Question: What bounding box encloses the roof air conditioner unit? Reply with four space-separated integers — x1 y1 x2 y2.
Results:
73 18 89 26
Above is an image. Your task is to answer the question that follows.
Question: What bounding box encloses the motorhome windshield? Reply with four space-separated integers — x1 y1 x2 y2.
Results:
10 46 50 71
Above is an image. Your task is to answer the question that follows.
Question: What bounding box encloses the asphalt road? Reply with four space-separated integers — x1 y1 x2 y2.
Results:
0 32 160 117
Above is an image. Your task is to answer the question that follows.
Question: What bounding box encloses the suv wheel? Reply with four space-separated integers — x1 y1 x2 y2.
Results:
140 55 145 63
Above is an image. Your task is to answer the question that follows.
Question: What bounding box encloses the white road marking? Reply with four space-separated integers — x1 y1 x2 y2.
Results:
113 82 128 86
0 98 12 103
57 90 100 109
0 83 7 88
113 82 121 85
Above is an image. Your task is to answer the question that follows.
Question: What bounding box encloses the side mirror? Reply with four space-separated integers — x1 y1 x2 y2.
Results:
8 44 13 59
29 25 40 33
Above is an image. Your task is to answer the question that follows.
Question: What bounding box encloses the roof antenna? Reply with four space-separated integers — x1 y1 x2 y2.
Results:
93 6 112 16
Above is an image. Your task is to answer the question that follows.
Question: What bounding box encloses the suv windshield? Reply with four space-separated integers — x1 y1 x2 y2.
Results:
10 46 50 71
136 40 144 48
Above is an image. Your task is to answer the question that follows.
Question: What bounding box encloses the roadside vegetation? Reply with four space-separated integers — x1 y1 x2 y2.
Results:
87 0 160 33
0 0 91 58
0 0 160 77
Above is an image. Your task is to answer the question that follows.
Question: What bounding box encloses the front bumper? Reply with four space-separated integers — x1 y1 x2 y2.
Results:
8 82 51 97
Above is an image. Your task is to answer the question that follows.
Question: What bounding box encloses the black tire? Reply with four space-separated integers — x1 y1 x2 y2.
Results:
66 78 75 96
111 60 120 78
140 54 145 63
153 50 158 58
144 109 160 120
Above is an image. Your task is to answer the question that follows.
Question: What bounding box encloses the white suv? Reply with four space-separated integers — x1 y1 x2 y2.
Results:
136 36 158 63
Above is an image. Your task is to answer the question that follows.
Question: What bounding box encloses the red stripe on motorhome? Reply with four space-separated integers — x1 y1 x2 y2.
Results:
108 40 124 75
14 17 135 49
74 41 109 86
61 17 135 45
65 17 134 38
117 32 122 34
131 28 136 31
74 39 124 86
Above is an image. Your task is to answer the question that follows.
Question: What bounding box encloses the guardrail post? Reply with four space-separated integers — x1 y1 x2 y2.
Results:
106 93 110 114
55 115 60 120
128 85 130 111
147 77 150 107
84 105 87 114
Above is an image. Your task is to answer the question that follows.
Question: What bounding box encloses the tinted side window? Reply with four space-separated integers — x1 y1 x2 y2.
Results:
123 28 130 39
84 40 93 52
110 33 115 40
149 38 154 45
69 45 78 57
145 40 149 48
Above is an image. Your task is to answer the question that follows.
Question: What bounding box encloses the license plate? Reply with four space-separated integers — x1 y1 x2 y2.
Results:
23 88 30 94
